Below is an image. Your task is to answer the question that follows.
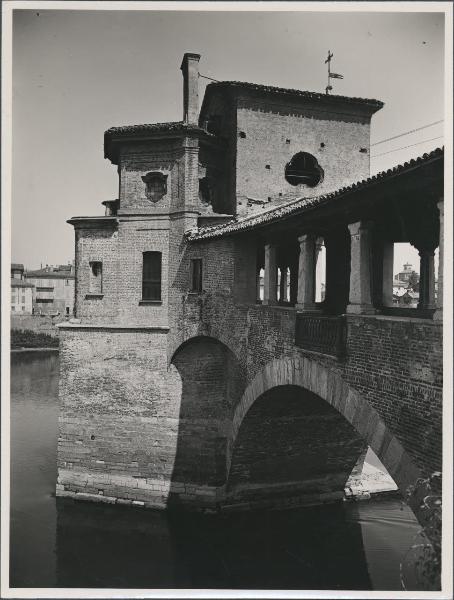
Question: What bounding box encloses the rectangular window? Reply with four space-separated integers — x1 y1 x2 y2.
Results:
21 306 25 311
35 298 53 303
142 252 162 301
12 306 15 311
36 287 54 292
65 307 70 316
190 259 203 293
22 296 25 303
89 261 103 294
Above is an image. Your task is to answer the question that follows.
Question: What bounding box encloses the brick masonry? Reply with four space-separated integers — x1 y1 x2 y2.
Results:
58 271 442 521
57 67 442 526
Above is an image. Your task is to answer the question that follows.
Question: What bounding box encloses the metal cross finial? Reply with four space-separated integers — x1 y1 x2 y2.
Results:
325 50 343 94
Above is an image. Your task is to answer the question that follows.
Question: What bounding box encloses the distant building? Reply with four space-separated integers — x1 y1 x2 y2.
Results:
395 262 416 284
11 263 34 314
25 263 75 316
392 262 420 307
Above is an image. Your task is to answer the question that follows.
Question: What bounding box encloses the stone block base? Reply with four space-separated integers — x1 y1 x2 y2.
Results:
57 468 222 512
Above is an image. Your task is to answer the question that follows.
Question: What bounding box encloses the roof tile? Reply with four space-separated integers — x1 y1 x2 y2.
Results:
205 81 384 110
187 147 443 241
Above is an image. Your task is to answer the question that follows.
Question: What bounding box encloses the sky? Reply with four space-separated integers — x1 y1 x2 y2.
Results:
10 7 446 270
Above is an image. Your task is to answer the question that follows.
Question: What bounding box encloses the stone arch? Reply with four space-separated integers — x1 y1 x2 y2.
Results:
228 357 421 507
168 336 244 505
168 324 241 369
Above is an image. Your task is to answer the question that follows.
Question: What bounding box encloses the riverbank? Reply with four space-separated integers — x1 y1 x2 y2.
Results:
11 347 59 353
11 328 59 351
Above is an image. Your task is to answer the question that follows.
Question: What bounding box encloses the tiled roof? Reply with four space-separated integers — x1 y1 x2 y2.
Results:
105 121 205 136
11 263 24 270
26 269 75 279
104 121 211 162
203 81 384 111
188 147 443 241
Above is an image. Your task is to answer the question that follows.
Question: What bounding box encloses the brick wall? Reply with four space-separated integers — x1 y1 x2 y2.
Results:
235 99 371 214
57 328 179 508
343 315 443 475
59 225 442 512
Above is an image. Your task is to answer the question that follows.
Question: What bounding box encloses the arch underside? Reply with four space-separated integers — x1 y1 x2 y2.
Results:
226 385 366 509
168 339 422 520
168 336 244 503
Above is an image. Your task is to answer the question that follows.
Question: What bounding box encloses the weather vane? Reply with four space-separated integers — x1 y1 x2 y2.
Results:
325 51 344 94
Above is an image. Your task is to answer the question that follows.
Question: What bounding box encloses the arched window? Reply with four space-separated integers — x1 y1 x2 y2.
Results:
142 252 162 301
285 152 323 187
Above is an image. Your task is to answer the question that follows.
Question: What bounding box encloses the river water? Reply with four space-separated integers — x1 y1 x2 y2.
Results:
10 351 423 591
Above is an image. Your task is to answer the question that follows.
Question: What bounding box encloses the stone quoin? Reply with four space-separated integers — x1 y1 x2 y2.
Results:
57 53 443 528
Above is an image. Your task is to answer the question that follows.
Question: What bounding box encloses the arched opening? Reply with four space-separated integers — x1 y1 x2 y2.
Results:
168 336 244 505
226 385 366 508
227 357 428 524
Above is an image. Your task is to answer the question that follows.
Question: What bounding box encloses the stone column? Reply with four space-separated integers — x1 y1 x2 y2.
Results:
296 233 317 311
434 199 444 321
382 241 394 307
279 266 288 302
346 221 375 314
256 266 261 303
418 249 436 311
263 244 278 305
289 262 298 305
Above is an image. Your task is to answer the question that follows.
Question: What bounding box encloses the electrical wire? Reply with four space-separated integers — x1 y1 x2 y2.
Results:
371 120 443 147
370 136 444 158
199 74 220 82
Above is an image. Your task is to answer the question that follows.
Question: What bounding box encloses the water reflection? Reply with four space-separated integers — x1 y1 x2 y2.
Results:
10 351 421 591
55 498 371 589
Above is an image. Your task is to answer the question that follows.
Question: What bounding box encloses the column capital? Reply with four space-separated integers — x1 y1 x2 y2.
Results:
348 220 374 237
297 232 316 245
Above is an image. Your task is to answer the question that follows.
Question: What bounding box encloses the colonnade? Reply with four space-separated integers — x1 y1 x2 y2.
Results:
258 198 443 319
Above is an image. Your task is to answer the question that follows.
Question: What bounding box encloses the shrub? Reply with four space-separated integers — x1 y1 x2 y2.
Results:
400 472 442 590
11 328 59 349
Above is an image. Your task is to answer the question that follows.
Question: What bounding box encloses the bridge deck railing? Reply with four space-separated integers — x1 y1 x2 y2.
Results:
295 313 346 358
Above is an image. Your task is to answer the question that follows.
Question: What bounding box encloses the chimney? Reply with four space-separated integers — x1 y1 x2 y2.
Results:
180 53 201 125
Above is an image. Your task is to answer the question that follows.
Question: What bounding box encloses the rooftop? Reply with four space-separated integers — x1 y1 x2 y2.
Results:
104 79 384 162
187 147 443 241
104 121 210 162
202 81 384 112
11 263 24 271
26 266 75 279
